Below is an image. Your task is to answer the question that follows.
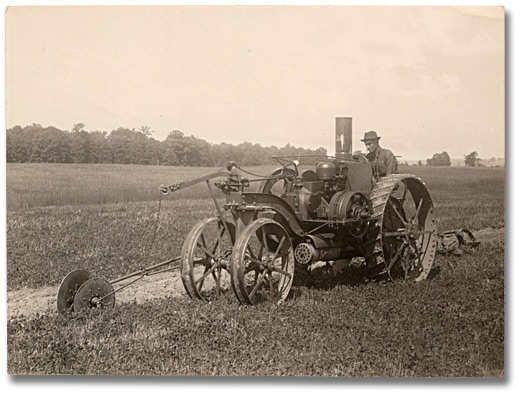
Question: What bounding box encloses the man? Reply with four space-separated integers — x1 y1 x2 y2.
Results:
361 130 398 178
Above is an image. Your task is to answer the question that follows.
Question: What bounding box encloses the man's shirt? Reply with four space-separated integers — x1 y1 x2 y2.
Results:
366 145 398 177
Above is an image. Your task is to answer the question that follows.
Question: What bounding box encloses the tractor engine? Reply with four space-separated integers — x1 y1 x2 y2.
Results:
285 118 373 226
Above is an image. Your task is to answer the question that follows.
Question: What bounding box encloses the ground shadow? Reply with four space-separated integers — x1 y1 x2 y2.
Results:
291 262 374 293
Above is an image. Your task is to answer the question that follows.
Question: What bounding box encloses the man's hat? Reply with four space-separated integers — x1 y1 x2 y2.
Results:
361 130 381 142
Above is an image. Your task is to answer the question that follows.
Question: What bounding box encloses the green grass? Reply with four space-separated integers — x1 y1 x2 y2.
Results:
6 163 505 376
7 241 503 376
397 166 505 230
6 163 282 210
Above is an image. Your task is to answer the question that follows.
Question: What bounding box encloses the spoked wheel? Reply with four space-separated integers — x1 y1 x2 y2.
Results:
364 175 437 281
231 218 294 305
257 168 296 197
180 217 235 301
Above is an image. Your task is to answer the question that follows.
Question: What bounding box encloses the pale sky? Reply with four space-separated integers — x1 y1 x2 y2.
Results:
6 6 504 161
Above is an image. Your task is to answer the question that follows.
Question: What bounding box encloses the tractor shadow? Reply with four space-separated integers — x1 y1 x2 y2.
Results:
288 260 442 301
290 260 375 293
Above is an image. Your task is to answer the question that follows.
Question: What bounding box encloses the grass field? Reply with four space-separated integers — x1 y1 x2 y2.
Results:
6 163 505 376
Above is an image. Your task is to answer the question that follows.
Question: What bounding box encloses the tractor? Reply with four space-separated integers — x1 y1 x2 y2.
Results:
57 117 437 311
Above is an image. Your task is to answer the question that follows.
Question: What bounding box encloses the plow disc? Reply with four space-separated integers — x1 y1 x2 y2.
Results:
56 270 91 314
73 278 116 312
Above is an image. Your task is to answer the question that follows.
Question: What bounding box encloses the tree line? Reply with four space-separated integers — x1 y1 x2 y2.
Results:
423 150 482 167
6 124 327 167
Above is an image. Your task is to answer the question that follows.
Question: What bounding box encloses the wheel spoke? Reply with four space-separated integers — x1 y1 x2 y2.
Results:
249 270 268 298
387 240 408 274
383 230 406 237
196 241 216 260
272 266 292 278
401 181 408 203
413 198 424 224
271 235 287 261
197 265 210 291
212 227 226 255
212 269 221 296
247 256 267 267
390 201 408 227
260 226 267 256
195 263 217 286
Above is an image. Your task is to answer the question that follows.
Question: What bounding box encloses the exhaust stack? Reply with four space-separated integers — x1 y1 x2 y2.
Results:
335 117 353 160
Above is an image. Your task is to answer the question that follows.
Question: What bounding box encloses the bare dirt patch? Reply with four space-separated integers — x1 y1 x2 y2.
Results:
7 271 186 320
473 226 505 244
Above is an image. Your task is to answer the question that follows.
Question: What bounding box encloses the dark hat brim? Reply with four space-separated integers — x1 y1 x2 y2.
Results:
361 137 381 142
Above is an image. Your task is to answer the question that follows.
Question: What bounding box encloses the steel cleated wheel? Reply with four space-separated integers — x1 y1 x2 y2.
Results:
363 175 437 281
180 217 235 300
231 218 294 305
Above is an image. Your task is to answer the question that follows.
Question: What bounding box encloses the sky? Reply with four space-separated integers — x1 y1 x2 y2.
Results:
6 6 504 161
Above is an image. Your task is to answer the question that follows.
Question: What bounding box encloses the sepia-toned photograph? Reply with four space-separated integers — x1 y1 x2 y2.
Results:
4 5 506 378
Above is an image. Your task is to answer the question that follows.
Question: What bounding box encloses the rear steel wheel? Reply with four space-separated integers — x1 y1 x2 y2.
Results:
180 217 235 300
231 218 294 305
363 175 437 281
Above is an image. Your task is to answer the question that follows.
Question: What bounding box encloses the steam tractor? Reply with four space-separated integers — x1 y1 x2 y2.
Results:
57 117 437 312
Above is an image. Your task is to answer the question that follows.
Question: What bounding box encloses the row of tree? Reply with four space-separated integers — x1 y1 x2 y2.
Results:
6 124 327 167
422 150 481 167
6 123 484 168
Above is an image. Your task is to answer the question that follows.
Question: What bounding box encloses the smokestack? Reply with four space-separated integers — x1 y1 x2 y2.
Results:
335 117 353 160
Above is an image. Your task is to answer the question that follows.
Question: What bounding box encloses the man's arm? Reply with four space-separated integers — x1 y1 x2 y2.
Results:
383 149 397 175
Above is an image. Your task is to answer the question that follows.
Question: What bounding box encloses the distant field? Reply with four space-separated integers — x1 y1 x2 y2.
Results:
6 163 300 210
6 163 230 209
6 163 505 229
6 163 504 376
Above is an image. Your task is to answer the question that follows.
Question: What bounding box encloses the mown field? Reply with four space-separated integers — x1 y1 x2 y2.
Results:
6 163 505 376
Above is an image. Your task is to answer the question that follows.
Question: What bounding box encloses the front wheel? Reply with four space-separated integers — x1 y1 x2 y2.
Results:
180 217 235 301
230 218 294 305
